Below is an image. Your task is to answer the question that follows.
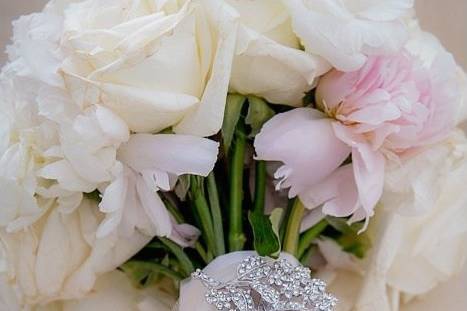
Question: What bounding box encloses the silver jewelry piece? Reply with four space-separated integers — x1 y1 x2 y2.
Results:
191 255 338 311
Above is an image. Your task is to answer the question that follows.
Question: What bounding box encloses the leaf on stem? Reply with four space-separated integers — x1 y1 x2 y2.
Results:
246 96 275 137
325 216 371 259
248 211 281 257
222 94 246 153
122 261 183 288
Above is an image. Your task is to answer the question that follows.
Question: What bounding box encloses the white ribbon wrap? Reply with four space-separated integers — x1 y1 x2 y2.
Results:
177 251 299 311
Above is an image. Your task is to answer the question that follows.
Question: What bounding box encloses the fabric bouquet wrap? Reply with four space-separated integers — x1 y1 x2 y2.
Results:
0 0 466 311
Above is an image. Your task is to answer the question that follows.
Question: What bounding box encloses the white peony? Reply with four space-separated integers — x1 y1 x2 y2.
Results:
315 131 467 311
61 0 238 136
225 0 329 106
38 103 129 194
0 198 151 305
1 4 222 306
0 270 175 311
0 7 130 230
0 73 63 232
283 0 414 71
97 133 218 244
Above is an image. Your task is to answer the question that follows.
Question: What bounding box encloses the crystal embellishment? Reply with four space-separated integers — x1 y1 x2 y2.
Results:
191 255 338 311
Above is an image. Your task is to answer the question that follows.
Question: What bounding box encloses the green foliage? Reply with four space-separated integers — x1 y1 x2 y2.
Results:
325 217 372 259
248 211 281 257
245 96 275 137
222 94 246 153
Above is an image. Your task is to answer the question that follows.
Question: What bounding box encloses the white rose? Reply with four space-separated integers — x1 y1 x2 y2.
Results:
225 0 329 106
0 270 175 311
283 0 414 71
61 0 238 136
0 198 151 305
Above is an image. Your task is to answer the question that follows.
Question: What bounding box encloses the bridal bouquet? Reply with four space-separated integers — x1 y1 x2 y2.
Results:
1 0 466 310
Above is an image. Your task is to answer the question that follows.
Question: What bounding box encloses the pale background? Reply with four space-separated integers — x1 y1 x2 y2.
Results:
1 0 466 69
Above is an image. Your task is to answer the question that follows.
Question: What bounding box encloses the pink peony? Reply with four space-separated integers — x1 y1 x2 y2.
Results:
255 47 460 225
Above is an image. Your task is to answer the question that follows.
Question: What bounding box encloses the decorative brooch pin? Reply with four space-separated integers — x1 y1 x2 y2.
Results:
192 255 338 311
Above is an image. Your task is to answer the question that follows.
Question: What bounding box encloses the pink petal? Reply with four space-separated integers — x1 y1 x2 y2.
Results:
255 108 351 197
299 165 359 217
169 221 201 248
352 144 385 217
316 70 359 110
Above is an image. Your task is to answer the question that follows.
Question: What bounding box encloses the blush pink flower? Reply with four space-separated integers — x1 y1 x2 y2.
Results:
255 46 460 225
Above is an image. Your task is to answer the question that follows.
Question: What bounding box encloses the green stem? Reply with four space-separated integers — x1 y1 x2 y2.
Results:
297 219 328 259
300 245 317 266
279 199 294 243
228 122 247 252
159 238 194 277
190 176 217 259
207 172 225 256
282 198 305 257
253 161 267 214
162 195 184 223
195 242 211 263
163 194 209 263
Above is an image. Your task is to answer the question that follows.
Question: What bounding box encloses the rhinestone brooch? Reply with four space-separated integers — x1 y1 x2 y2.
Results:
191 255 338 311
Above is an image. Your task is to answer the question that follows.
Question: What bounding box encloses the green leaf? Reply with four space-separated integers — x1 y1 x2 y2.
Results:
269 208 284 257
84 190 101 203
174 175 191 201
222 94 246 152
245 96 275 137
248 211 281 258
121 261 183 288
325 216 371 259
270 208 284 237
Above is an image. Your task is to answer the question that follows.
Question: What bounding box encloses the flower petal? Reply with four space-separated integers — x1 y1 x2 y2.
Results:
299 165 360 218
118 134 219 177
254 108 350 197
352 144 385 218
174 0 238 136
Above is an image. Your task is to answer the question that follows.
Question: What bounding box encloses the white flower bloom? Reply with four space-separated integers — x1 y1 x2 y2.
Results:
317 265 467 311
225 0 329 106
61 0 238 136
283 0 414 71
315 131 467 311
38 104 129 194
5 8 64 87
1 62 128 232
98 134 218 244
0 74 60 232
0 270 175 311
0 198 151 306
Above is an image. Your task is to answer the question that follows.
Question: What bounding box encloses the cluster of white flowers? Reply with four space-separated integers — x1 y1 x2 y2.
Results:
314 131 467 311
0 0 465 310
